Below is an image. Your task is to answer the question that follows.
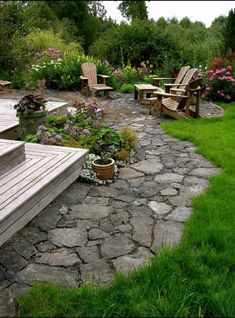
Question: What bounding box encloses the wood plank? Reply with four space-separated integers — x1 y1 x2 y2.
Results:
0 150 87 217
0 153 86 236
0 164 84 246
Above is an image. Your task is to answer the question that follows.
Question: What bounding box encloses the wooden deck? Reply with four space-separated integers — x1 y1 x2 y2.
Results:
0 99 68 139
0 139 88 246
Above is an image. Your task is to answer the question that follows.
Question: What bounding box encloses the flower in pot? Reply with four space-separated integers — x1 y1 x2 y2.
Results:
92 152 115 180
14 93 48 139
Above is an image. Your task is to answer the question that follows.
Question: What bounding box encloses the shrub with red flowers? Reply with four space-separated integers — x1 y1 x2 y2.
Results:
203 65 235 102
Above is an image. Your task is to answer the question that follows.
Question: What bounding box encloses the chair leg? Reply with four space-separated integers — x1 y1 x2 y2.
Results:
104 90 109 98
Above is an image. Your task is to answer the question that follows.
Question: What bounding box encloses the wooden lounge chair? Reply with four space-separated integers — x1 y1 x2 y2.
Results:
80 63 113 98
153 65 190 93
146 68 199 115
0 80 11 91
153 77 202 120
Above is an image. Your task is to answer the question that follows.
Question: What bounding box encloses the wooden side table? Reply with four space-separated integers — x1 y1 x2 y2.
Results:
134 84 158 103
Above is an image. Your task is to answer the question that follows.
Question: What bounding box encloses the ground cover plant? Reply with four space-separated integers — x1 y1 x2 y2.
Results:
18 102 235 317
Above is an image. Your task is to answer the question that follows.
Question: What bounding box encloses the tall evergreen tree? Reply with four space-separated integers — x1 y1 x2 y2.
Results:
118 0 148 21
224 8 235 53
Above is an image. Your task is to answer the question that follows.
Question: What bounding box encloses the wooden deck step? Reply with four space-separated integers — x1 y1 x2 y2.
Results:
0 140 88 246
0 99 68 140
0 140 25 172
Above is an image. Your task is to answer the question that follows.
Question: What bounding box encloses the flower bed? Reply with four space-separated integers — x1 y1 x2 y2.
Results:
203 65 235 102
24 101 138 183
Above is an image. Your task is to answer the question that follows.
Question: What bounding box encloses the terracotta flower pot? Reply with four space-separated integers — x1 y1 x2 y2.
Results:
92 158 115 180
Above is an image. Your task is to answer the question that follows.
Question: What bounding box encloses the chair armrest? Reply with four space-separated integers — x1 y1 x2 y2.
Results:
166 83 187 87
97 74 110 79
170 88 186 93
188 86 201 92
153 77 175 80
80 75 88 80
153 91 188 98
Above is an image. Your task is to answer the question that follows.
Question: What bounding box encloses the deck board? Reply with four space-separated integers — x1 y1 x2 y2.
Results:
0 98 68 139
0 140 88 246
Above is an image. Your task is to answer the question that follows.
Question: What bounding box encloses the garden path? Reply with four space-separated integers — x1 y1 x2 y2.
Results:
0 90 223 317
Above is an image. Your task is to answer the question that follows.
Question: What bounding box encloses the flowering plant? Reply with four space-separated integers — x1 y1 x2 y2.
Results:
203 65 235 102
14 93 47 116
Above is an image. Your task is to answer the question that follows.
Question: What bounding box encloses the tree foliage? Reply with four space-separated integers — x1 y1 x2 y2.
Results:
224 9 235 53
118 0 148 21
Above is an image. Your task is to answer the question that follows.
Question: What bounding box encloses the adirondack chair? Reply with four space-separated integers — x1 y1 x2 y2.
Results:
145 68 199 115
80 63 113 98
153 65 190 93
153 77 202 119
0 80 11 91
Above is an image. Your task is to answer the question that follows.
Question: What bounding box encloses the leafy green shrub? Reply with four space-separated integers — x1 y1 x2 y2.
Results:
27 50 114 90
120 83 134 93
24 29 83 55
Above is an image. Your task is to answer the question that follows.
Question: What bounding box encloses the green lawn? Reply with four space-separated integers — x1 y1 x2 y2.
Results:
18 102 235 317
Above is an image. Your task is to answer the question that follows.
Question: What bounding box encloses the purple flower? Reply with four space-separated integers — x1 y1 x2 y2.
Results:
66 110 72 116
56 135 62 142
103 59 109 66
83 128 91 136
48 47 53 51
39 125 47 131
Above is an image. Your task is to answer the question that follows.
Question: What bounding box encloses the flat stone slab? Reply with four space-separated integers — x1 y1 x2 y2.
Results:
17 264 78 288
131 215 154 247
70 204 112 219
151 220 184 252
131 159 163 174
160 188 178 196
101 233 135 258
118 167 144 180
190 167 221 178
148 201 172 216
36 248 81 267
112 247 153 275
165 207 193 222
80 259 114 285
49 228 87 247
154 173 184 183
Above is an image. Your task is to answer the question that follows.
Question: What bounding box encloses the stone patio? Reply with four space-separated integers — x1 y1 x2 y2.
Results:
0 90 223 316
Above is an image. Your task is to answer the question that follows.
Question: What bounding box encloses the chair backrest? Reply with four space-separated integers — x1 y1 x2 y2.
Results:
174 65 190 85
178 68 198 92
81 63 97 86
177 77 202 110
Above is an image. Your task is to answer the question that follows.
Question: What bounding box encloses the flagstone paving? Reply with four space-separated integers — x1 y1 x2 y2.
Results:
0 91 223 316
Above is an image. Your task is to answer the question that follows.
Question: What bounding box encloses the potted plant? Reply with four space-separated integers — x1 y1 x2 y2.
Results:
14 93 47 139
92 152 115 180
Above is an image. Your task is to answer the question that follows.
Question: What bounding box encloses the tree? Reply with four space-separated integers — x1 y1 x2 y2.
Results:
224 9 235 53
89 1 107 19
118 0 148 21
179 17 193 28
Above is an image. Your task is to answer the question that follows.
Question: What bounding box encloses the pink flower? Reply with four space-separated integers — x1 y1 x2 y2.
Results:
227 65 232 70
226 95 231 100
226 72 231 75
205 70 214 75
